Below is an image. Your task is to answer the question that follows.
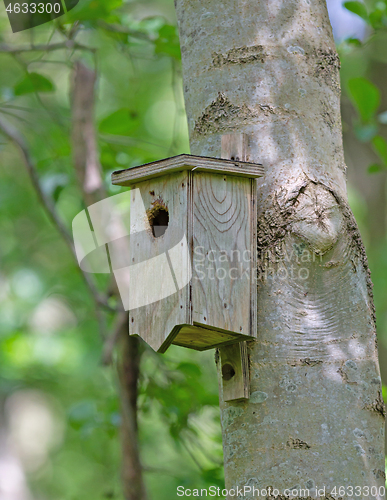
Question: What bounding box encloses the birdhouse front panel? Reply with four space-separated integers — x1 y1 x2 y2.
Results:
125 170 191 353
190 172 257 338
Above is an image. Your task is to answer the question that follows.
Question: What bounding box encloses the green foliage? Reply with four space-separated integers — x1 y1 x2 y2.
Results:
99 109 140 136
155 24 181 60
340 0 387 180
14 72 55 95
344 0 387 28
1 1 387 499
347 77 380 123
367 163 386 173
372 135 387 164
66 0 123 23
343 1 369 22
0 1 207 499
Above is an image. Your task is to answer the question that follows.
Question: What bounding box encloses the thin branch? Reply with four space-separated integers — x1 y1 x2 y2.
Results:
0 108 31 124
99 133 169 150
0 40 95 54
0 116 114 313
96 21 153 42
142 466 185 480
102 311 128 365
0 103 34 112
0 117 73 244
180 439 204 472
10 52 69 133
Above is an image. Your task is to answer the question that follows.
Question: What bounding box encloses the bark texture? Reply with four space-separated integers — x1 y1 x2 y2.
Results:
71 61 105 206
118 325 148 500
175 0 385 496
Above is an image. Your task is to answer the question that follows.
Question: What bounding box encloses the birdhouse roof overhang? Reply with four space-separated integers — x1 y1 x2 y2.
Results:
111 154 264 186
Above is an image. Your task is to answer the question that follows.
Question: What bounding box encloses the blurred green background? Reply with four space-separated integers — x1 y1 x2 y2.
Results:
0 0 386 498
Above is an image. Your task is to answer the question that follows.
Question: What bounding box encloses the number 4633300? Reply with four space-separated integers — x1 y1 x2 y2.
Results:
6 2 62 13
4 0 79 32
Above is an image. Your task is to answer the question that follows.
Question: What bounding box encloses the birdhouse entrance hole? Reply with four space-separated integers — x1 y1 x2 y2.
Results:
222 363 236 381
147 203 169 238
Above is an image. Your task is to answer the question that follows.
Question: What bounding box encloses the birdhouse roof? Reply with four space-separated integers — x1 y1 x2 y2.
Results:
111 154 264 186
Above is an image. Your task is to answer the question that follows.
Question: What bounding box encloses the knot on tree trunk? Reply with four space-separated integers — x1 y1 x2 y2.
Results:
290 183 343 255
257 181 344 260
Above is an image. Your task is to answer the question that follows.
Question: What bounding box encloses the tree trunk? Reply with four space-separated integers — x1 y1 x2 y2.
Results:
175 0 385 496
118 324 148 500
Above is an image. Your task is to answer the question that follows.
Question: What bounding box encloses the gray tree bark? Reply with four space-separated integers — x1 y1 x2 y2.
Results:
175 0 385 497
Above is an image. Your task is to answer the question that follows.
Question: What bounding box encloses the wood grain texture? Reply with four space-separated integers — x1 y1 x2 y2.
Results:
221 133 249 162
123 171 190 353
219 342 250 401
172 323 249 351
217 134 253 401
191 171 257 338
111 154 263 186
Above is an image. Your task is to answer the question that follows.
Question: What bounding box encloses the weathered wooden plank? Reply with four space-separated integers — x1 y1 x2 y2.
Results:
121 171 190 353
191 171 255 337
172 324 250 351
111 154 263 186
219 342 250 401
217 134 253 401
221 133 249 162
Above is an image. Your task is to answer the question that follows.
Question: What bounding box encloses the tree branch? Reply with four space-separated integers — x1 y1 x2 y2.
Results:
0 40 95 54
96 21 153 42
71 61 106 206
118 329 148 500
102 311 128 365
0 116 113 313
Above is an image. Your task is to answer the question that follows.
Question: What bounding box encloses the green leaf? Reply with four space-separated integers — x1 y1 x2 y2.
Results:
372 135 387 164
201 467 225 488
99 108 139 135
368 163 385 174
176 362 202 378
66 0 122 22
155 24 181 60
369 9 383 28
343 1 369 22
14 73 55 95
346 37 362 46
348 77 380 123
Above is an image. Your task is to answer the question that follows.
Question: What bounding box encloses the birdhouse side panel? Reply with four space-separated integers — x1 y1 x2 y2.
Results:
127 171 191 353
191 172 256 338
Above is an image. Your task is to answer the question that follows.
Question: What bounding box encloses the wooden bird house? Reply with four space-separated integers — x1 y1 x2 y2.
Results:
111 136 263 355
